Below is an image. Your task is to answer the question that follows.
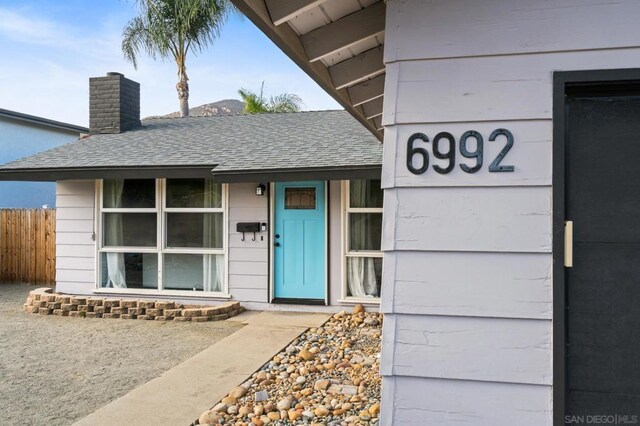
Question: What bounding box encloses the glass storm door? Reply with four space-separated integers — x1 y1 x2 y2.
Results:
274 181 326 300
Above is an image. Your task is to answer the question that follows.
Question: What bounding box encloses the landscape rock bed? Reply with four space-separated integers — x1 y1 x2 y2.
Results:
23 288 244 322
197 305 382 426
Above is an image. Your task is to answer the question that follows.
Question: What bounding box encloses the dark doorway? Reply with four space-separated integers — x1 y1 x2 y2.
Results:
555 71 640 424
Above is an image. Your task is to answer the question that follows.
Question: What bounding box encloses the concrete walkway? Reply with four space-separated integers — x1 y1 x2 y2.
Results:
74 310 331 426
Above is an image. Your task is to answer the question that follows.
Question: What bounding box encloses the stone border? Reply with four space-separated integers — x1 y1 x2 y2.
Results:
24 288 244 322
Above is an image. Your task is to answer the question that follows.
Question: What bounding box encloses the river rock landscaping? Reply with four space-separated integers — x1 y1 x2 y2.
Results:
197 305 382 426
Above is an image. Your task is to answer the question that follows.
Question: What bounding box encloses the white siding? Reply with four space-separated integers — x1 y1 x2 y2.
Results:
383 48 640 125
52 179 351 310
380 376 552 426
55 180 96 295
383 187 551 253
382 251 552 319
228 180 348 309
384 0 640 62
382 314 552 385
381 0 640 423
227 183 269 303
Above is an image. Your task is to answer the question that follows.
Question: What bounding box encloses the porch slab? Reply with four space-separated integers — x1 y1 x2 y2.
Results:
73 310 331 426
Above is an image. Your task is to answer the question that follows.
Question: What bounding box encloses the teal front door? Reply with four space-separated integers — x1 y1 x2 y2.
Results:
274 181 326 300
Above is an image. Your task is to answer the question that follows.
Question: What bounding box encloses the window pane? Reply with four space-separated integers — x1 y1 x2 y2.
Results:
346 257 382 298
349 179 383 208
166 213 223 248
166 178 222 208
349 213 382 251
103 213 157 247
163 253 224 292
100 252 158 289
285 187 316 209
104 179 155 208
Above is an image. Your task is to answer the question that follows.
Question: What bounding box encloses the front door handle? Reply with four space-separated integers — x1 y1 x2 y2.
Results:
274 242 281 247
565 220 573 268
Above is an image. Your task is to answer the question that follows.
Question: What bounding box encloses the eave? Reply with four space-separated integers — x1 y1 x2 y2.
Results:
231 0 385 141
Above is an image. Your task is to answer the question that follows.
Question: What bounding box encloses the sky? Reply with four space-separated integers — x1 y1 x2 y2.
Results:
0 0 340 126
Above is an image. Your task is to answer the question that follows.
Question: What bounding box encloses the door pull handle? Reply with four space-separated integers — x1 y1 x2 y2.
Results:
564 220 573 268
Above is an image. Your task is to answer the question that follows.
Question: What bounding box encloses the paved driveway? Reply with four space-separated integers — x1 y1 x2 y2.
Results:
0 284 243 425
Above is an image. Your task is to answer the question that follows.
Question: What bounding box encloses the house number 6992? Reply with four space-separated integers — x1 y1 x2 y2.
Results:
406 128 515 175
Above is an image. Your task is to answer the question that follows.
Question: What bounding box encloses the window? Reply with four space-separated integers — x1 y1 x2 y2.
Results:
98 178 227 294
285 187 316 209
343 179 383 300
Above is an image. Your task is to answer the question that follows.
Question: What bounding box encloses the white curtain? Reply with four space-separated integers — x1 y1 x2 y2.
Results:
203 179 224 292
347 180 378 297
105 180 126 288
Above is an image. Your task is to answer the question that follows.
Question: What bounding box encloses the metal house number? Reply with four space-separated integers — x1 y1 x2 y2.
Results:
406 128 515 175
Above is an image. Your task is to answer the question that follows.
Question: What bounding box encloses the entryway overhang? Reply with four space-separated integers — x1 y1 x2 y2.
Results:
230 0 386 141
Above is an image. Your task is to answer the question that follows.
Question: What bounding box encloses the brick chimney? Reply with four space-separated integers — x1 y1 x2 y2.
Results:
89 72 141 134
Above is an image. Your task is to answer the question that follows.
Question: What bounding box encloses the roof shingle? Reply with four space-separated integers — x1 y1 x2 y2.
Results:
0 110 382 175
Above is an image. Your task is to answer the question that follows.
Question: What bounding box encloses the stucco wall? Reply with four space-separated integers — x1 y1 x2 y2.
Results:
0 118 80 208
379 0 640 424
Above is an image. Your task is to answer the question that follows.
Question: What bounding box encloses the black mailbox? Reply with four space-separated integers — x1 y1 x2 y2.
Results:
236 222 261 233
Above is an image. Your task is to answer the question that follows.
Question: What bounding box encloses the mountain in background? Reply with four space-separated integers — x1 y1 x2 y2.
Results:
148 99 245 118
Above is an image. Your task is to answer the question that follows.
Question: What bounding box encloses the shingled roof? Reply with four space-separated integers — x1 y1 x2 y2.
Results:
0 110 382 182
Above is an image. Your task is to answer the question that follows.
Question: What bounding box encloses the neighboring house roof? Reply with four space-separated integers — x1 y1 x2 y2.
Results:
0 110 382 182
0 109 88 134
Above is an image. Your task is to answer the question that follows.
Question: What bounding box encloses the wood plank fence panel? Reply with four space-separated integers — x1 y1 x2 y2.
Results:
0 208 56 285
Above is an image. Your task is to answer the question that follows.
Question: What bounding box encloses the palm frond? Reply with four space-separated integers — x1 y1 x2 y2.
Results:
238 82 304 114
238 87 270 114
121 16 152 69
269 93 303 113
123 0 235 66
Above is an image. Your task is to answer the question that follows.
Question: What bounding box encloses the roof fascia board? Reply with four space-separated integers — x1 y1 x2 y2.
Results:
230 0 382 141
212 165 382 183
0 166 217 182
0 109 88 134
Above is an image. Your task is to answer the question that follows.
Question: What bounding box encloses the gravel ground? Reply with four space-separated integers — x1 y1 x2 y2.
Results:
198 305 381 426
0 284 244 426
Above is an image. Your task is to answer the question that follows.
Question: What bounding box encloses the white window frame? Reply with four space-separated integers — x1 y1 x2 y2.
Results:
340 180 383 304
95 178 230 298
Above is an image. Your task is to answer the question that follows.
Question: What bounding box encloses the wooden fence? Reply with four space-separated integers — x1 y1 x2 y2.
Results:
0 209 56 285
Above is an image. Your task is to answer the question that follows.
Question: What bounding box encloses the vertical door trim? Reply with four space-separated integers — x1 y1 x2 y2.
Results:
269 182 275 303
552 68 640 426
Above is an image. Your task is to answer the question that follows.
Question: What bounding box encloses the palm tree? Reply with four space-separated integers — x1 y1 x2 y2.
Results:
238 82 303 114
122 0 234 117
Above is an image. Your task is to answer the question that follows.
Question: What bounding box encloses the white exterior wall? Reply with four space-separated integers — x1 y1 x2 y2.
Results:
380 0 640 424
54 180 359 311
229 180 360 312
55 180 96 295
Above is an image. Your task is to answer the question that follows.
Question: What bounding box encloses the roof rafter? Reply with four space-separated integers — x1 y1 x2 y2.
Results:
300 1 385 62
362 97 383 120
372 116 383 131
265 0 331 26
329 46 384 90
348 74 385 107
